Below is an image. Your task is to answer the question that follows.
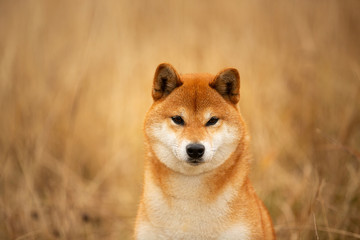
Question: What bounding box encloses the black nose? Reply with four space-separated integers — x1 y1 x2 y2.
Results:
186 143 205 159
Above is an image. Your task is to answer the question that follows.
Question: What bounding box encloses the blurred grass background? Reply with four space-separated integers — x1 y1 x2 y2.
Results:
0 0 360 239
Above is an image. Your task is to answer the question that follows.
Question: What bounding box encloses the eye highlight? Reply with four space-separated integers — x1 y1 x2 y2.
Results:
206 117 219 126
171 115 185 126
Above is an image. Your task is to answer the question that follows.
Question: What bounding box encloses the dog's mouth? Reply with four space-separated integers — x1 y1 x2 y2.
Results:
186 158 204 166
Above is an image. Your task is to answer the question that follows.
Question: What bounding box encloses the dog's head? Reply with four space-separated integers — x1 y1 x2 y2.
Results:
144 63 246 175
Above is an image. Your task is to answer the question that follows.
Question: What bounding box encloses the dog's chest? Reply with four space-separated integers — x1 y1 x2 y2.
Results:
143 175 244 239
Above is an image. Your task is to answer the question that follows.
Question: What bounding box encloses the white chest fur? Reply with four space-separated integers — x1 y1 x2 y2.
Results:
137 173 250 240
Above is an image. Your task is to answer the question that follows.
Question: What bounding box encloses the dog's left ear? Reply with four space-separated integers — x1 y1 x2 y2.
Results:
152 63 182 101
210 68 240 104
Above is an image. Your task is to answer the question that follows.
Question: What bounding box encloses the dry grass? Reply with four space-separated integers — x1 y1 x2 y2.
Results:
0 0 360 239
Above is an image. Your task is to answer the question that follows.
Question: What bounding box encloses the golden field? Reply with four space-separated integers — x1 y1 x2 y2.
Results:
0 0 359 239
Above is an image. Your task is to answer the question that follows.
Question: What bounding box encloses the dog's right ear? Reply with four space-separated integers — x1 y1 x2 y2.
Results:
152 63 182 101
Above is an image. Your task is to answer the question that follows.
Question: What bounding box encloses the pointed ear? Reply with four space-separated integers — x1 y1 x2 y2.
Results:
152 63 182 101
210 68 240 104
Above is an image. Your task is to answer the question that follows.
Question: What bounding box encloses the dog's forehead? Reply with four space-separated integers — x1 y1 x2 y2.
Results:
155 73 233 117
173 74 228 113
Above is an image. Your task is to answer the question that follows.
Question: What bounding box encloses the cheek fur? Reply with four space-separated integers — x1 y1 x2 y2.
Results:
174 139 190 161
148 121 189 162
149 122 177 157
205 124 240 162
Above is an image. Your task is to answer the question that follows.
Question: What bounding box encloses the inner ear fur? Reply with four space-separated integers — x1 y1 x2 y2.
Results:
152 63 182 101
210 68 240 104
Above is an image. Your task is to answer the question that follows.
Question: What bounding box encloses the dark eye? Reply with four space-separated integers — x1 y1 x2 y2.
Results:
206 117 219 126
171 115 185 125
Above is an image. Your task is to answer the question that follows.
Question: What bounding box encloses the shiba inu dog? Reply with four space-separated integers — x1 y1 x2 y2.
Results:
135 63 275 240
